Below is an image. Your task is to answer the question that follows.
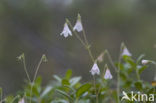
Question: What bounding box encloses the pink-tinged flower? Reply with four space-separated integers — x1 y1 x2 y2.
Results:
142 59 150 65
60 23 72 38
122 47 132 56
73 14 83 32
18 98 25 103
97 52 104 63
104 69 113 80
90 63 100 75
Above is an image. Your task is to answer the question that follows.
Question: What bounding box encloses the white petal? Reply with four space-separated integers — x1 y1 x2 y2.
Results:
90 63 100 75
142 59 150 65
104 69 113 79
18 98 25 103
60 23 72 38
73 20 83 32
122 47 132 56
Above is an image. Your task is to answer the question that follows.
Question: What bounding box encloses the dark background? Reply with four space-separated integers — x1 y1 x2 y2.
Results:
0 0 156 95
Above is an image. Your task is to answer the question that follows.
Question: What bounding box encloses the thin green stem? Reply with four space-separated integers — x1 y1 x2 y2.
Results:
30 56 43 103
86 46 95 63
67 19 97 102
0 88 2 103
117 63 121 103
22 56 31 82
117 43 124 103
136 70 140 80
81 22 95 62
33 58 43 83
66 19 95 63
93 76 98 103
75 98 79 103
104 50 118 72
82 26 89 46
152 62 156 81
66 19 86 47
11 95 20 103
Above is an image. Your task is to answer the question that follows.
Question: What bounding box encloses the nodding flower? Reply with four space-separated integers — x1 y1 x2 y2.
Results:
18 98 25 103
90 63 100 76
97 52 104 63
60 23 72 38
142 59 150 65
122 47 132 57
104 68 113 80
73 14 83 32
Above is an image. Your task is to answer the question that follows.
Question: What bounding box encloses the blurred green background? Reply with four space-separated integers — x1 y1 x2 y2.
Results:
0 0 156 95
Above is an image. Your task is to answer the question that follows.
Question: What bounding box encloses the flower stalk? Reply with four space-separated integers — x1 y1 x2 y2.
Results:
30 54 47 103
65 15 98 102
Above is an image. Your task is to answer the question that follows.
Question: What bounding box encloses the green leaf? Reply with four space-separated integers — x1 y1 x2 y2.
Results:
5 95 17 103
70 77 81 87
76 83 91 98
51 99 69 103
136 54 145 64
56 89 73 102
41 86 53 97
65 69 72 79
137 65 147 74
62 79 70 86
53 75 62 82
35 76 42 86
134 81 143 90
63 85 75 92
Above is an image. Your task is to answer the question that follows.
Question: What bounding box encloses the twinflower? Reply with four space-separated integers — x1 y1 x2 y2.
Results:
60 23 72 38
104 68 113 80
18 98 25 103
122 47 132 56
142 59 150 65
73 14 83 32
90 63 100 75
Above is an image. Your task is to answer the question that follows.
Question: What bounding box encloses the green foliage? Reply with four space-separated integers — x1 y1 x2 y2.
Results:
1 55 155 103
1 50 156 103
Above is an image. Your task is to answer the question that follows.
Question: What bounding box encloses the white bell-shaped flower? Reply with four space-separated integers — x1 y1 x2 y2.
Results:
18 98 25 103
60 23 72 38
73 14 83 32
90 63 100 76
142 59 150 65
122 47 132 56
104 69 113 80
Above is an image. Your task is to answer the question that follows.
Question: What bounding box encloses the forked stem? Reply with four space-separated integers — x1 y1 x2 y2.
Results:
30 54 46 103
66 19 98 102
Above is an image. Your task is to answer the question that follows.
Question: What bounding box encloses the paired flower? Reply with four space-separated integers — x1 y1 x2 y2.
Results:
60 23 72 38
90 63 100 75
104 68 113 80
122 47 132 57
73 14 83 32
18 98 25 103
60 14 83 38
